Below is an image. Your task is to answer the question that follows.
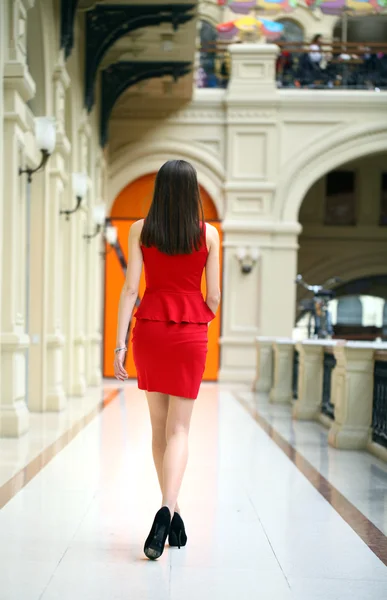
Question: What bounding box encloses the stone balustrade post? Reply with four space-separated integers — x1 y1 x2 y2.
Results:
328 342 387 450
292 340 326 420
270 339 294 404
252 336 275 393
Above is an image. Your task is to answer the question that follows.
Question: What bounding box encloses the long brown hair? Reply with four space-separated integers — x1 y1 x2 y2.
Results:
141 160 205 255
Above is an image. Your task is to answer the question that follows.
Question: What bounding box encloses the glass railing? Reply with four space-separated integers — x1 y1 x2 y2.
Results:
196 42 387 91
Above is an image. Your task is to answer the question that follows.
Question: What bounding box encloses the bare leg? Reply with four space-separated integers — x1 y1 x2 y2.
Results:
145 392 182 514
162 395 195 515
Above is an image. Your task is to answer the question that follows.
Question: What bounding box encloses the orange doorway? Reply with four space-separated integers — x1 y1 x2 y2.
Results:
103 173 222 381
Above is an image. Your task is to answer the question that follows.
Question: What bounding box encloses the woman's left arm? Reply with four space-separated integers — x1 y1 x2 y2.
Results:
114 220 144 381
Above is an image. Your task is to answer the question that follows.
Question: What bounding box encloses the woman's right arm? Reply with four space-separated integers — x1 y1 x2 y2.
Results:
205 224 221 315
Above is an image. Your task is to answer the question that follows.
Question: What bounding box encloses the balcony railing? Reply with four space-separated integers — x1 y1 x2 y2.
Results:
321 350 336 420
197 41 387 91
372 352 387 449
254 337 387 459
197 43 229 89
292 348 299 400
276 42 387 90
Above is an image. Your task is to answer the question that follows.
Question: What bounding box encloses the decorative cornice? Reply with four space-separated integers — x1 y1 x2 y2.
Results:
112 107 224 124
4 61 36 103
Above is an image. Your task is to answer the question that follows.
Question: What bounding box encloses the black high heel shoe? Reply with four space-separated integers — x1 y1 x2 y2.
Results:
144 507 171 560
168 512 188 549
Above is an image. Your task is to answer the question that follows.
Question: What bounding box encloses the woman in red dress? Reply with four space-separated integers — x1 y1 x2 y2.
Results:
113 160 221 560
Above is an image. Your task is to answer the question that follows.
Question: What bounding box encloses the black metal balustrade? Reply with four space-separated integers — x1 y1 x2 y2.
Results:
321 351 336 419
372 357 387 449
276 42 387 91
292 349 299 400
196 41 387 91
197 44 229 89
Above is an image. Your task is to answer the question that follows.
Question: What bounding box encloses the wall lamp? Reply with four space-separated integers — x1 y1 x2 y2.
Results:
19 117 56 182
84 204 106 241
236 247 259 275
101 225 118 258
60 172 88 220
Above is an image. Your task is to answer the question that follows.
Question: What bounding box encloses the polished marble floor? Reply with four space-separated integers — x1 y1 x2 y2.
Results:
0 383 386 600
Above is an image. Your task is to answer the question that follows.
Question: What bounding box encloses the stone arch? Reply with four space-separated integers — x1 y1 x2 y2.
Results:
276 121 387 223
297 252 387 293
274 6 334 39
198 3 222 29
108 138 226 218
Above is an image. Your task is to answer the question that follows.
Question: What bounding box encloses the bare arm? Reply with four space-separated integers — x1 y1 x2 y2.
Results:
114 220 143 380
205 224 221 316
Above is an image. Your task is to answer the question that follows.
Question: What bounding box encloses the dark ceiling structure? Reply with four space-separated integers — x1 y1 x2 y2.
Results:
60 1 196 146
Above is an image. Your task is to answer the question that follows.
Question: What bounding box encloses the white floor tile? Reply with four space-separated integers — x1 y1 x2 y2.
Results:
170 567 292 600
0 384 386 600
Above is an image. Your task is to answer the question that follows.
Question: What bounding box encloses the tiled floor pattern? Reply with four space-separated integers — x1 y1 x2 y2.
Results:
0 383 386 599
236 388 387 537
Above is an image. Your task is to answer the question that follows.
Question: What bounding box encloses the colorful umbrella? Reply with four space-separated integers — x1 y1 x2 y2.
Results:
307 0 386 12
218 0 298 11
216 15 284 40
256 0 298 11
217 0 257 13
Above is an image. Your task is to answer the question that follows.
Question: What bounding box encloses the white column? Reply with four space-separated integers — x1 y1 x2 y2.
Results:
269 339 294 404
328 342 386 450
45 61 71 410
0 0 35 435
252 336 275 393
71 120 90 396
62 179 77 396
219 43 300 382
86 154 105 386
0 0 4 433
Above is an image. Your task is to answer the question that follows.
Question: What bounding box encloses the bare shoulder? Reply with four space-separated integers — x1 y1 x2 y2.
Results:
205 223 219 246
129 219 144 237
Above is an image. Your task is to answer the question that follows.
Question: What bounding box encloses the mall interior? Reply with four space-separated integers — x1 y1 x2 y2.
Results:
0 0 387 598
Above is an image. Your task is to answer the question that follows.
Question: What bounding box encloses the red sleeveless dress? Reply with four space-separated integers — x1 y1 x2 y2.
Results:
132 224 215 400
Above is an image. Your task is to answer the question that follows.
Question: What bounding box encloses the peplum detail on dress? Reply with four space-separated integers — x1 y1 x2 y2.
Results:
135 290 215 324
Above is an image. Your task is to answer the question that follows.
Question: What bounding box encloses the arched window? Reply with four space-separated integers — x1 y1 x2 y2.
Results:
337 296 363 325
277 19 304 42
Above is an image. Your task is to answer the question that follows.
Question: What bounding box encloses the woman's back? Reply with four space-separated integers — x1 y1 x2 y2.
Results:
135 222 215 323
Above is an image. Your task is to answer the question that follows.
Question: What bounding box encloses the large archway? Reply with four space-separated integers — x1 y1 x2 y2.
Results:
103 173 223 381
276 122 387 223
295 150 387 339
